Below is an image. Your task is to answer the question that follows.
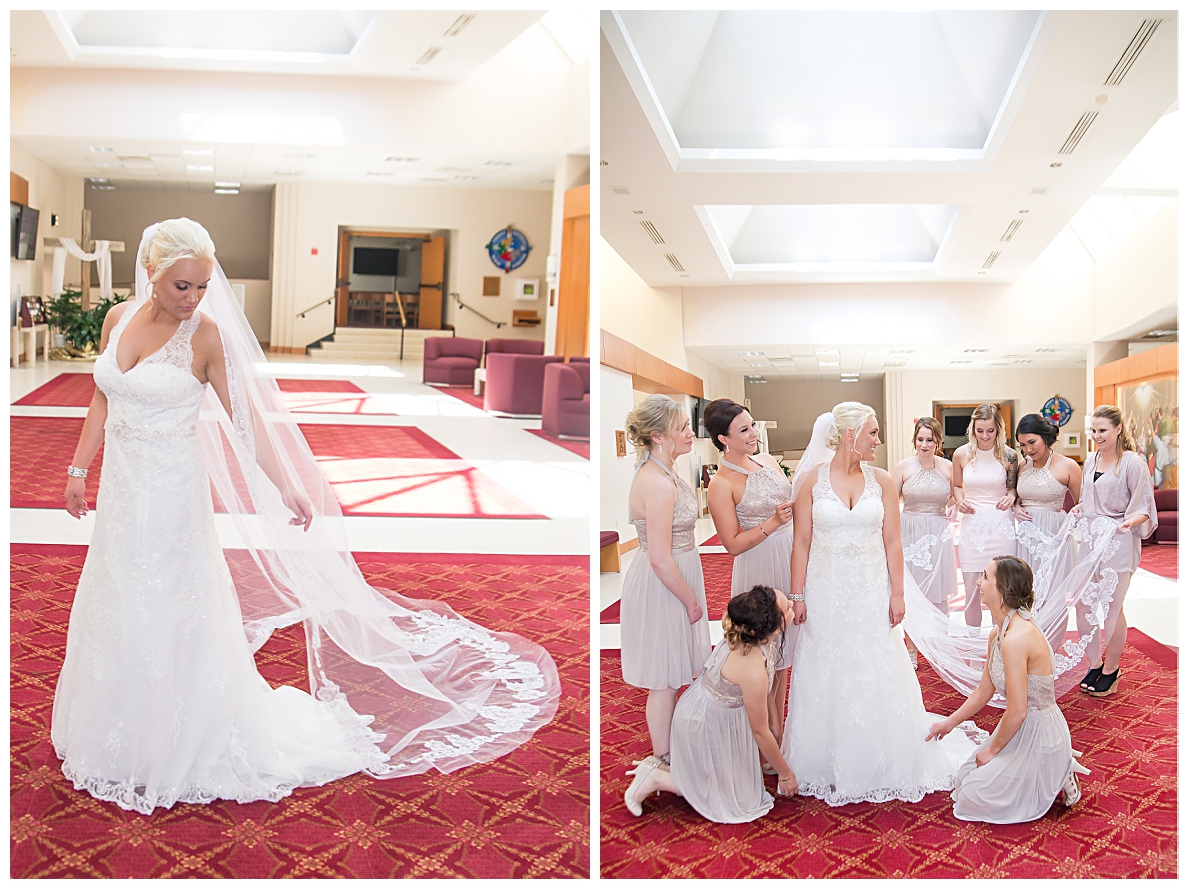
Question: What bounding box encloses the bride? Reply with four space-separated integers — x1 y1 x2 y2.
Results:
780 403 981 805
53 218 560 814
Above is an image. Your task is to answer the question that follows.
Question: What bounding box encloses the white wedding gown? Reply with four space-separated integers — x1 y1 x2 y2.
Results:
781 463 982 806
51 307 395 814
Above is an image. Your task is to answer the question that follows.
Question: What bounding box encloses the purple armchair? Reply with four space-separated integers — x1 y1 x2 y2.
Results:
1147 489 1177 544
542 361 590 438
483 353 563 416
484 338 545 363
423 336 483 386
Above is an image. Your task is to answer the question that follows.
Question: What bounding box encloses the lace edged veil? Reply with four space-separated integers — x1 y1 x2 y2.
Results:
134 223 560 775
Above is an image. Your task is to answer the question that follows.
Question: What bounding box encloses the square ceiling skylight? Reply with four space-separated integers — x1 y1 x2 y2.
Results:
616 10 1042 160
703 203 960 269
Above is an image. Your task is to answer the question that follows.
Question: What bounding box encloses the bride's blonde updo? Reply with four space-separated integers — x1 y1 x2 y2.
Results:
139 218 216 283
826 401 877 450
624 394 683 457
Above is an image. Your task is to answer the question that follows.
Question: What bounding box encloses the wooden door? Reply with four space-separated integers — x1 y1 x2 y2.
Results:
556 185 590 359
335 229 351 328
419 236 445 330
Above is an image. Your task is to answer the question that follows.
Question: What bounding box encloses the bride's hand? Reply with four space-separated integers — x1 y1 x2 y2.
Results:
65 476 88 519
283 490 314 531
889 595 905 627
792 601 807 625
925 719 952 741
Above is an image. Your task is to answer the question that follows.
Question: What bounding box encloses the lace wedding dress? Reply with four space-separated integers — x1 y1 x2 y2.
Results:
780 462 983 806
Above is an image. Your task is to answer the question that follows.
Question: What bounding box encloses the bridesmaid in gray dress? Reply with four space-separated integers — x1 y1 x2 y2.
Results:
928 556 1087 823
1013 413 1081 573
892 418 956 666
625 585 798 823
1070 405 1157 698
704 399 795 725
620 395 712 769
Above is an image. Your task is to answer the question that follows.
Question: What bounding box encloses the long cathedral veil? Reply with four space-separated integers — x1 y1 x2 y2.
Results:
795 408 1124 708
134 223 560 776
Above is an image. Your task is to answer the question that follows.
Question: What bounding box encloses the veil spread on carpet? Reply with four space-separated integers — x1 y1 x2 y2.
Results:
134 223 560 776
792 412 1124 709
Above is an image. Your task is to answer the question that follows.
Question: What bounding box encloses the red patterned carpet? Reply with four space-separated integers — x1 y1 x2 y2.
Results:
439 386 486 410
11 417 544 519
1140 543 1178 579
11 545 589 879
601 552 733 624
13 372 97 406
528 429 589 459
600 635 1176 879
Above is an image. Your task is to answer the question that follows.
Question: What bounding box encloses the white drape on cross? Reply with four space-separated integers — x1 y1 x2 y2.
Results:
52 239 113 301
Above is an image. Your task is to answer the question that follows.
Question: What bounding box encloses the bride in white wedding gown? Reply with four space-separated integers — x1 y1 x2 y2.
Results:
780 404 982 806
52 219 559 814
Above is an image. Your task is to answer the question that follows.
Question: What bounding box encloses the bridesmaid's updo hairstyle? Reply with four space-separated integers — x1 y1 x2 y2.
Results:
624 394 683 457
704 398 746 451
992 555 1035 611
140 217 216 284
827 401 876 451
1016 413 1058 448
912 417 944 453
964 403 1011 467
722 584 784 650
1092 405 1135 453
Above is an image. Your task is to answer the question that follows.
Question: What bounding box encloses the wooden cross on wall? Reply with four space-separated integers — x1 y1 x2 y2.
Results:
43 209 125 309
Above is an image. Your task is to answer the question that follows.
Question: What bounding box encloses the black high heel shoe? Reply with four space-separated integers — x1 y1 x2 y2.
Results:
1079 665 1103 692
1088 667 1121 697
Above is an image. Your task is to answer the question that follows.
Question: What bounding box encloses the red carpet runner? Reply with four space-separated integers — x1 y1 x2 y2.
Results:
440 387 486 410
11 417 544 519
11 545 589 878
600 635 1176 878
1140 543 1178 579
527 429 589 459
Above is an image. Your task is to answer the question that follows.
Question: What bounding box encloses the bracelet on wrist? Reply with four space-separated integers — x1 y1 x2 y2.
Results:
760 522 770 537
789 593 805 602
67 465 87 479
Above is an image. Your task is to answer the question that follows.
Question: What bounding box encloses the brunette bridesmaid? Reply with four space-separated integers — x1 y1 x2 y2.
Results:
1014 413 1082 572
620 394 713 769
704 399 795 725
1070 405 1157 697
952 404 1018 630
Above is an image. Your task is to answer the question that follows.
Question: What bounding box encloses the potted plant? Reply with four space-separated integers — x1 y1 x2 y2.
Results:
44 288 82 349
43 289 128 354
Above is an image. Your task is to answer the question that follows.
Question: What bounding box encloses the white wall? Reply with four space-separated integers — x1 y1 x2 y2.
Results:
745 379 888 469
9 140 84 323
270 181 553 349
601 365 637 541
884 366 1088 468
1091 201 1178 342
228 278 272 344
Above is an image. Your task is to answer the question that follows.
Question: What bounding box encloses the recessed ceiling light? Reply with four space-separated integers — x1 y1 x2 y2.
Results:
1019 209 1030 214
80 146 114 153
1050 162 1063 168
214 181 240 188
951 360 972 364
213 188 239 195
815 350 839 356
84 177 110 185
275 168 304 175
963 348 989 353
818 361 840 367
93 162 124 168
1035 348 1060 352
884 360 906 366
455 175 480 180
182 149 214 156
889 349 914 354
284 152 317 159
610 186 630 195
484 160 516 167
386 157 419 162
366 171 396 176
740 351 764 356
978 270 988 275
185 164 214 172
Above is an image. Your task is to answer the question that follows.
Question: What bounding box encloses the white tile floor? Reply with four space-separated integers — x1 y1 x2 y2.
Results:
11 356 589 556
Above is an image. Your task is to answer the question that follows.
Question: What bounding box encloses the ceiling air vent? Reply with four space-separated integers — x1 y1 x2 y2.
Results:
640 221 665 244
1105 19 1163 85
444 13 476 37
1000 219 1023 242
1059 111 1098 154
416 46 443 65
982 251 1002 269
1030 186 1050 195
609 186 630 195
664 253 684 272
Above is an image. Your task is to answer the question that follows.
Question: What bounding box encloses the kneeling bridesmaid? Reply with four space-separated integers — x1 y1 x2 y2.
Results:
625 585 798 823
927 556 1087 823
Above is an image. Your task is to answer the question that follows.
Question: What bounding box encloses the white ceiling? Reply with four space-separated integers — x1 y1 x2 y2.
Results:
11 10 590 191
601 9 1178 286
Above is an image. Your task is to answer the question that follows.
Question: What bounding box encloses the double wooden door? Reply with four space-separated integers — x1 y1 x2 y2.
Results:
335 230 445 330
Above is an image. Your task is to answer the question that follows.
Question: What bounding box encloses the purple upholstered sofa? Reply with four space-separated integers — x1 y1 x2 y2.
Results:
483 353 563 416
541 361 590 438
484 338 545 363
423 336 483 386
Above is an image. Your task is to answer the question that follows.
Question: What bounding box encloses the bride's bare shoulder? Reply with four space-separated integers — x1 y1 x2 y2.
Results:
191 314 225 358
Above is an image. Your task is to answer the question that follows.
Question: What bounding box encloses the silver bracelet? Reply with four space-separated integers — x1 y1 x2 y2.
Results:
67 465 87 478
789 593 805 602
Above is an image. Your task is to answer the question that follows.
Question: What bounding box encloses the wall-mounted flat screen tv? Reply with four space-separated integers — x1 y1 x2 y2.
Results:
693 396 711 438
12 204 39 260
353 247 401 277
943 413 971 438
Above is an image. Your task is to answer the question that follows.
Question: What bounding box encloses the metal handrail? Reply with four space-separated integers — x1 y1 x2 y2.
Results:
297 296 335 319
450 292 504 328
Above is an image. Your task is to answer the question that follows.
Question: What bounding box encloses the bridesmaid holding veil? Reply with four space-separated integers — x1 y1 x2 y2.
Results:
1013 413 1081 573
704 398 795 727
619 395 712 771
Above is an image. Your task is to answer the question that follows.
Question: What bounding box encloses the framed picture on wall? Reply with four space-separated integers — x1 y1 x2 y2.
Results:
515 278 540 300
1064 432 1080 449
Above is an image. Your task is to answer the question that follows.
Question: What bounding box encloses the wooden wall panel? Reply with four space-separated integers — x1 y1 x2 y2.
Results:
1155 343 1178 375
10 172 29 207
599 328 705 399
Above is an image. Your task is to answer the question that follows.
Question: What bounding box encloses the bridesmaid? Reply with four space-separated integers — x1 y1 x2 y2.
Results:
891 417 956 665
704 398 795 726
1070 405 1157 698
952 404 1018 630
624 585 798 822
927 556 1087 823
1014 413 1082 571
620 394 713 769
